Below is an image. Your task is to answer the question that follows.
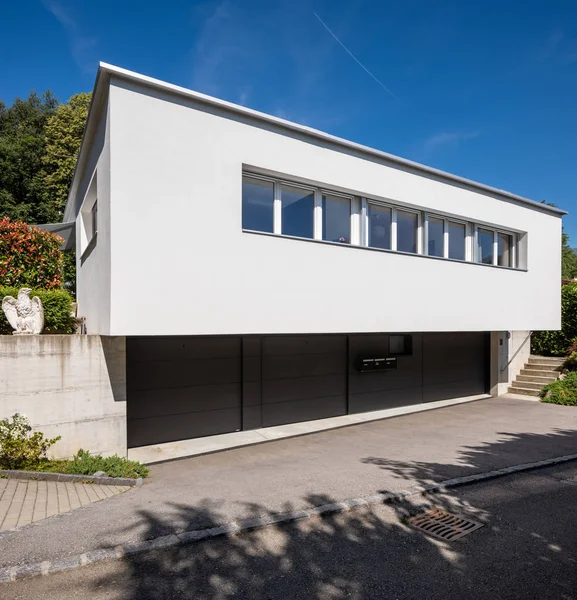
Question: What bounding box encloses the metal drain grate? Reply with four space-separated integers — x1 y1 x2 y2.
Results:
407 508 484 541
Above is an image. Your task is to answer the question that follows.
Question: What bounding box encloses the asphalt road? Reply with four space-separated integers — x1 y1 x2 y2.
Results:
3 461 577 600
3 396 577 569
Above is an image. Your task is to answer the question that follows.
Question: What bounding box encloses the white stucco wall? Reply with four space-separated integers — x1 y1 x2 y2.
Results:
75 94 112 335
0 336 126 459
78 77 562 335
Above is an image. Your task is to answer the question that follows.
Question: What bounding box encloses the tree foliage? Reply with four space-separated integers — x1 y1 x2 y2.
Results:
531 283 577 356
0 217 63 289
562 232 577 280
42 92 92 218
0 91 58 223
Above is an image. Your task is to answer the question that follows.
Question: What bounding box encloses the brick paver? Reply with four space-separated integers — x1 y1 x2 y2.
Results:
0 478 126 532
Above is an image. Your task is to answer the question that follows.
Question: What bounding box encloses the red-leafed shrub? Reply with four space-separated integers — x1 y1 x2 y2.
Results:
0 217 63 289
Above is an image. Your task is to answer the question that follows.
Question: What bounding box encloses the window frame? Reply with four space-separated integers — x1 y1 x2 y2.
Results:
474 225 518 268
365 200 394 251
424 213 470 261
394 206 422 255
241 170 522 270
241 173 276 234
320 189 354 244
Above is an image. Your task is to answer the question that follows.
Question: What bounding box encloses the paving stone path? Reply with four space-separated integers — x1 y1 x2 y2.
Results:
0 478 126 532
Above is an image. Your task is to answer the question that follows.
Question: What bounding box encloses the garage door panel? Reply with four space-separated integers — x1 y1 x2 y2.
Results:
127 383 240 420
127 336 240 362
349 387 422 414
262 374 346 405
127 408 241 448
261 335 347 427
263 352 344 380
128 357 240 391
127 336 241 448
422 332 487 401
263 336 346 356
262 395 346 428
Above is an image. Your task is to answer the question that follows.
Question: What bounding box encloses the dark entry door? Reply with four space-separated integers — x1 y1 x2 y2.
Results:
127 336 242 448
261 335 347 428
422 332 487 403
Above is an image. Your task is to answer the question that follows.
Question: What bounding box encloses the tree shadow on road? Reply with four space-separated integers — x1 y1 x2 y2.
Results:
91 428 577 600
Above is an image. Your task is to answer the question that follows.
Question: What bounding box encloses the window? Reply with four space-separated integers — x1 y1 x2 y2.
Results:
397 210 418 254
91 201 98 237
242 176 274 233
448 221 466 260
322 194 351 243
281 184 314 239
368 204 392 250
390 334 412 356
241 170 522 270
427 216 444 257
477 228 494 264
498 232 513 267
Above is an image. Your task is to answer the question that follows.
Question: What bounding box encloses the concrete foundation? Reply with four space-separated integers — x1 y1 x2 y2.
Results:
0 335 126 458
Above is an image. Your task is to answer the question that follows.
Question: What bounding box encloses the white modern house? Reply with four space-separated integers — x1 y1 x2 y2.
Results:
60 63 563 459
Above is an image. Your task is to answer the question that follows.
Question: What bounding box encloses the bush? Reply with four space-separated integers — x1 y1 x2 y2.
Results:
531 283 577 356
540 371 577 406
0 414 61 470
65 449 149 479
0 217 64 289
0 286 76 334
564 351 577 371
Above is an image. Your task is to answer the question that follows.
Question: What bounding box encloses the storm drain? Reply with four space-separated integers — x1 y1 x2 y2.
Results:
407 508 484 541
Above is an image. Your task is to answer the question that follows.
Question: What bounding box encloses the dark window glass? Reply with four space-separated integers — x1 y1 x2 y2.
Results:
242 176 274 232
477 228 494 264
322 195 350 243
368 204 391 250
498 233 513 267
427 217 444 257
397 210 418 254
390 334 412 356
282 185 314 239
91 201 98 237
448 222 466 260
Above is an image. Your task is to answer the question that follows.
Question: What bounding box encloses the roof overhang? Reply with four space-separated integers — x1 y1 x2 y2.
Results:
63 62 568 221
36 222 75 251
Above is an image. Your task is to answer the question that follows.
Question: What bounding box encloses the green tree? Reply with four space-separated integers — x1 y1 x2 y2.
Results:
0 91 58 223
562 232 577 280
41 92 91 219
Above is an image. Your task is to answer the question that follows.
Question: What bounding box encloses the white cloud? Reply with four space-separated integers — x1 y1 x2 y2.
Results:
41 0 98 73
422 131 480 152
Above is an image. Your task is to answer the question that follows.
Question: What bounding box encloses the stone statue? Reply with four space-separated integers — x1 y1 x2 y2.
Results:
2 288 44 335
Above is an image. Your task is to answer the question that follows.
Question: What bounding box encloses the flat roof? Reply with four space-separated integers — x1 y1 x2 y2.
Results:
64 62 567 220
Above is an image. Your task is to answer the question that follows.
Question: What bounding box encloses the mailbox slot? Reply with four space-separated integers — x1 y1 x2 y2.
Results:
356 356 397 373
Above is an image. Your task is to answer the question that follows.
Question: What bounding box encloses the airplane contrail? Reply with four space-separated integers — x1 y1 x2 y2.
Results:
313 11 404 105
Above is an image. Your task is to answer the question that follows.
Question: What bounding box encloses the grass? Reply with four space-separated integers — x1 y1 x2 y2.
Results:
0 449 149 479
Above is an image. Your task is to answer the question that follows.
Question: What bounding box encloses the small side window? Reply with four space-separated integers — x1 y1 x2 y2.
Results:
390 334 412 356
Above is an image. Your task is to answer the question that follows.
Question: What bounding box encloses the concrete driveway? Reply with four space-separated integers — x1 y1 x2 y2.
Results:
1 396 577 570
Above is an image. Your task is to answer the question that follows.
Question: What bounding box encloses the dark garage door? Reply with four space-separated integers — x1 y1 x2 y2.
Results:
422 332 488 403
127 336 242 448
261 335 347 428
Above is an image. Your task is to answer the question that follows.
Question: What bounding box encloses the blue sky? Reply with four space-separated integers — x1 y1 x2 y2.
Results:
1 0 576 240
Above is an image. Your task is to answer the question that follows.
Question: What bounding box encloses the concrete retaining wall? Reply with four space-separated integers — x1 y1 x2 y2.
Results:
0 335 126 458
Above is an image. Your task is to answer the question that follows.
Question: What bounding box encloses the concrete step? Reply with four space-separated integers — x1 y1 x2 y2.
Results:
508 386 541 397
510 380 546 391
516 374 558 384
528 356 565 367
522 363 562 372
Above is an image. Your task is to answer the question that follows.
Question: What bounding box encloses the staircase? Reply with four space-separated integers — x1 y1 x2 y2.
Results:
509 355 565 397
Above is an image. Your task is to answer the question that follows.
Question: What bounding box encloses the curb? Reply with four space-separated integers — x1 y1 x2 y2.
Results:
2 451 577 584
0 470 142 488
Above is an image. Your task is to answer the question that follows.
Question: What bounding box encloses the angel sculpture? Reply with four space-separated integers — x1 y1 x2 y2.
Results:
2 288 44 335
